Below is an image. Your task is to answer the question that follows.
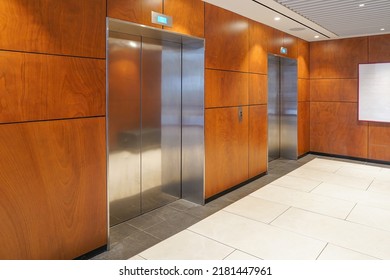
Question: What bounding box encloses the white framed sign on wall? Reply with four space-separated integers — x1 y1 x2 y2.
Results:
359 63 390 123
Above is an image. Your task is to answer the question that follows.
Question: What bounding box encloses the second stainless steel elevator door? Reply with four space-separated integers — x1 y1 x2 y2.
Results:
268 55 281 162
267 54 298 162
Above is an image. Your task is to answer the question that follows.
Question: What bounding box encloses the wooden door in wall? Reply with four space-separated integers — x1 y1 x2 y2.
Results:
205 107 249 199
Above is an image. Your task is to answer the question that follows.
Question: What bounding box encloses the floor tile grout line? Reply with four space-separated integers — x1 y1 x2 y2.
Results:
186 228 241 255
323 243 381 260
315 243 329 260
268 206 292 225
344 203 358 221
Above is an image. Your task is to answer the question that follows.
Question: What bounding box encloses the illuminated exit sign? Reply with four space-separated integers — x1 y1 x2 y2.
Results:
151 11 173 27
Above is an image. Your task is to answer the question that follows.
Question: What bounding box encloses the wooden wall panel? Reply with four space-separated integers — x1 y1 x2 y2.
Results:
298 38 310 79
311 37 368 79
0 0 106 58
0 118 106 259
108 0 162 28
298 78 310 102
310 102 368 158
298 102 310 156
249 74 267 105
0 51 105 124
164 0 204 38
205 3 249 72
205 70 248 108
268 28 284 56
249 20 270 74
283 33 298 59
205 107 249 199
369 34 390 63
249 105 267 178
310 79 357 102
368 123 390 161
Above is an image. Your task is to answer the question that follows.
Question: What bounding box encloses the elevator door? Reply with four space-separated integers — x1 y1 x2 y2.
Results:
267 54 298 162
108 32 182 226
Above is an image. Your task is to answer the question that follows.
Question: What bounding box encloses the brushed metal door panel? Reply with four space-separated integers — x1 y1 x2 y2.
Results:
108 32 142 226
268 55 280 162
280 57 298 160
141 38 181 213
182 40 205 205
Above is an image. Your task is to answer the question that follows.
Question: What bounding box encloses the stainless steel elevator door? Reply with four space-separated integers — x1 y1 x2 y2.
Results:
268 55 281 162
280 57 298 160
141 38 182 213
267 54 298 162
108 33 182 226
108 32 142 226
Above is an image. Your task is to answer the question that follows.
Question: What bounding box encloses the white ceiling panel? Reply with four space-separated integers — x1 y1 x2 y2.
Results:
203 0 390 41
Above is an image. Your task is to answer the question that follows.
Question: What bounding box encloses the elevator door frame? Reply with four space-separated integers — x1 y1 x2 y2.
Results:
107 18 205 230
267 54 298 162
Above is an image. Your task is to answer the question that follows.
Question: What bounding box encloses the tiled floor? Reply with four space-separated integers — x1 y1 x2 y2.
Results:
93 154 390 260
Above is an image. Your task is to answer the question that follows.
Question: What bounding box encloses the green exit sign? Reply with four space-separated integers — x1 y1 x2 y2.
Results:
151 11 173 27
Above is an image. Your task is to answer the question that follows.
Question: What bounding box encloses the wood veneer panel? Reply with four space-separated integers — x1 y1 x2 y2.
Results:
249 20 270 74
298 38 310 79
0 51 105 124
108 0 162 28
205 107 249 198
283 33 298 59
249 105 267 178
310 37 368 79
205 69 248 108
0 0 106 58
268 28 284 55
249 73 267 105
298 78 310 102
310 79 357 102
369 34 390 63
164 0 204 38
205 3 249 72
368 123 390 162
298 101 310 156
0 118 107 259
310 102 368 158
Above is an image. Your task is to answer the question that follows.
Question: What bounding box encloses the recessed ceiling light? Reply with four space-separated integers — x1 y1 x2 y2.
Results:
274 17 281 21
381 28 385 31
359 4 365 7
314 35 320 38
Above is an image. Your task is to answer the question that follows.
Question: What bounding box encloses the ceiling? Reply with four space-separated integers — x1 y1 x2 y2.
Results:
203 0 390 41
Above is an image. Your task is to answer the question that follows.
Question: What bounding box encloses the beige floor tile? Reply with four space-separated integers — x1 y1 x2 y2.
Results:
251 185 355 219
224 250 261 260
302 158 345 173
189 211 326 260
317 244 378 260
129 255 146 260
368 179 390 195
376 168 390 181
271 175 322 192
335 166 381 180
313 183 390 211
288 168 332 181
272 208 390 259
323 173 373 190
347 204 390 232
139 230 234 260
223 196 289 223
